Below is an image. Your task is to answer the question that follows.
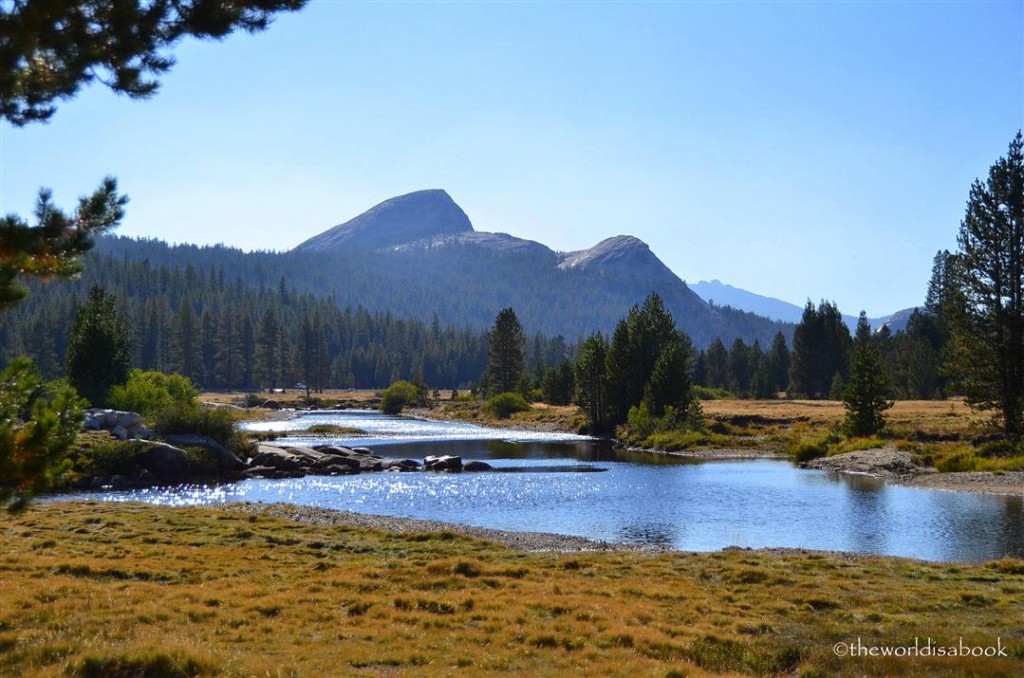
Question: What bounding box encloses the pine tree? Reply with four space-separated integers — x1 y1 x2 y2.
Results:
843 312 893 436
172 303 199 383
643 334 695 417
704 338 729 389
254 308 280 390
947 132 1024 435
65 286 132 406
765 332 790 395
605 293 677 423
484 308 526 395
790 300 852 399
727 338 751 396
574 331 609 433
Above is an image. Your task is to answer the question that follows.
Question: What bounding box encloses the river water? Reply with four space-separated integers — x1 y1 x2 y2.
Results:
68 410 1024 563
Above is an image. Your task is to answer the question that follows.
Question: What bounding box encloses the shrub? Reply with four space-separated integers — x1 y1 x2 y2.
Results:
72 440 149 478
108 370 197 416
153 402 250 456
789 439 829 464
693 386 735 400
380 381 424 415
484 392 530 419
936 449 979 473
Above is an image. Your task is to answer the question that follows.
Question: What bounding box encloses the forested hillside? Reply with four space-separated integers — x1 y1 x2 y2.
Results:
0 249 572 390
80 230 790 347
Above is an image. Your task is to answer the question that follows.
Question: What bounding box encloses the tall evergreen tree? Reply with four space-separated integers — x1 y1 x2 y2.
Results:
727 337 751 396
843 312 893 436
765 332 790 395
643 333 696 417
605 293 677 423
172 302 199 383
704 338 729 389
789 300 852 399
484 308 526 395
947 132 1024 434
574 331 609 434
65 286 132 405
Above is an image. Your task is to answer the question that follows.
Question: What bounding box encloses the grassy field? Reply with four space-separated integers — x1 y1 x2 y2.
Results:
1 502 1022 677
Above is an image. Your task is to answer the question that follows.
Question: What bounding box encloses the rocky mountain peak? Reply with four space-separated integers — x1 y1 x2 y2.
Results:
558 235 657 271
294 189 473 252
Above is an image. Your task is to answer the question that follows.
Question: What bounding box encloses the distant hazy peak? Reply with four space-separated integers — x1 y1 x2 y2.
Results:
294 189 473 252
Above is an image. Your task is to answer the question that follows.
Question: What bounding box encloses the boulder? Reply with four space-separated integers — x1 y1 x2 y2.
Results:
424 455 463 472
127 424 154 440
83 415 102 431
111 425 128 440
250 448 305 472
381 458 421 472
312 455 361 471
116 411 142 428
161 434 245 474
320 463 359 476
261 400 282 410
464 461 493 472
139 443 189 483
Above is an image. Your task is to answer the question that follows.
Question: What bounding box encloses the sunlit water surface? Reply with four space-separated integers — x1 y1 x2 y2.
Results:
60 410 1024 563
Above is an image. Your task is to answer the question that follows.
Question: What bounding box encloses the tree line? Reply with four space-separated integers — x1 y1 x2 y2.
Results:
0 253 577 393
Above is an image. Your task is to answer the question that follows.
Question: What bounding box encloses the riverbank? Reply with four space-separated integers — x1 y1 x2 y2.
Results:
2 500 1021 677
805 447 1024 497
197 392 1023 496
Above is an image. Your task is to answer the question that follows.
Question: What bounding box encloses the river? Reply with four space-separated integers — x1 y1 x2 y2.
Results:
66 410 1024 563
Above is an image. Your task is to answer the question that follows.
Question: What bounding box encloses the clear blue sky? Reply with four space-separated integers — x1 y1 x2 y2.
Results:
2 1 1022 317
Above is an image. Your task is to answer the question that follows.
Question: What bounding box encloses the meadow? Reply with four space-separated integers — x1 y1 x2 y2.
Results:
1 501 1021 677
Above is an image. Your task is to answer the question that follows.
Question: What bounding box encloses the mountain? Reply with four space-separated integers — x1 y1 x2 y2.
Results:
295 189 472 252
71 191 789 348
691 279 918 334
282 190 788 347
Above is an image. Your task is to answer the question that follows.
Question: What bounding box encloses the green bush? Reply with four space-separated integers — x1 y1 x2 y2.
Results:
380 381 425 415
108 370 197 416
693 386 735 400
789 439 830 464
72 440 149 478
152 402 250 456
936 449 980 473
485 392 530 419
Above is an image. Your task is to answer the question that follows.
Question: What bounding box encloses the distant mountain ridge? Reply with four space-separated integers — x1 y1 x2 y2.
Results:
690 279 918 333
283 190 789 346
89 190 793 347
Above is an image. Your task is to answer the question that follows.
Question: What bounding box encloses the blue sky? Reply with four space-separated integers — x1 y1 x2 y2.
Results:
2 1 1022 317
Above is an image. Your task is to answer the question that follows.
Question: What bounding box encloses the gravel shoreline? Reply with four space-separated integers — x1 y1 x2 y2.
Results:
806 447 1024 496
228 502 671 554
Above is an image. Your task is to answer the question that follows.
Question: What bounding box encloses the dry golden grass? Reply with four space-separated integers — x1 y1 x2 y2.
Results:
427 400 581 432
701 398 987 436
1 502 1022 677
